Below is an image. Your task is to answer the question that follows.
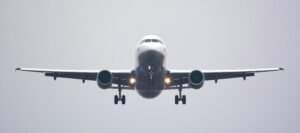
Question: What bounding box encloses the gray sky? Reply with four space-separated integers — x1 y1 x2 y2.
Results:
1 0 299 132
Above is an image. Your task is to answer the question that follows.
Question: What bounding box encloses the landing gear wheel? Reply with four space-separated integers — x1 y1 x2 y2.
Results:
174 84 187 105
114 83 126 105
121 95 126 104
114 95 118 104
182 95 186 104
175 95 179 105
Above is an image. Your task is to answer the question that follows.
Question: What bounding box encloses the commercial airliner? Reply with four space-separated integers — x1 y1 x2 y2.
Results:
16 35 284 105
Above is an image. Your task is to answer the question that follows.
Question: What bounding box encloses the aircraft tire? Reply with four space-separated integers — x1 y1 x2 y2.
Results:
175 95 179 104
182 95 186 104
121 95 126 104
114 95 118 104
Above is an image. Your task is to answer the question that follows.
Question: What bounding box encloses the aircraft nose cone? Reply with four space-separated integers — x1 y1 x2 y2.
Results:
147 44 164 53
137 90 161 99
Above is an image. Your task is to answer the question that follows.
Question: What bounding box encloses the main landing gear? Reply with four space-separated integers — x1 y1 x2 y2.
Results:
114 84 126 105
175 84 186 105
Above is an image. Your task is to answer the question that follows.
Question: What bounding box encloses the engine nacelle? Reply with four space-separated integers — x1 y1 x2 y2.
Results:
188 70 205 89
97 70 113 89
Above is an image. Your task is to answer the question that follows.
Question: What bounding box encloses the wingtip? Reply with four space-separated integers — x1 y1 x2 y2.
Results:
279 67 284 71
15 67 21 71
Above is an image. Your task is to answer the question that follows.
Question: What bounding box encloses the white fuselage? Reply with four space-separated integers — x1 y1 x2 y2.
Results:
134 35 167 98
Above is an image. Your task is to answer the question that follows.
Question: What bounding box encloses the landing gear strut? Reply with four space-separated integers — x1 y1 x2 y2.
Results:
114 84 126 105
175 84 186 105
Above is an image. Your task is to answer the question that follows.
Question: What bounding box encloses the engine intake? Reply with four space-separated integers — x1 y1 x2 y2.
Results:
97 70 112 89
188 70 205 89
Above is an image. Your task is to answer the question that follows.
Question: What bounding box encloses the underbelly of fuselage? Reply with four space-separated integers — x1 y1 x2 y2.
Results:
136 50 165 98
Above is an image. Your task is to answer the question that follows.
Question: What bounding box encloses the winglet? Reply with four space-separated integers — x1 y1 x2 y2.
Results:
15 67 21 72
279 67 284 71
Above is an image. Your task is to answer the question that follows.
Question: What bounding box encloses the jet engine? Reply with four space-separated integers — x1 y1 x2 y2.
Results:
97 70 113 89
188 70 205 89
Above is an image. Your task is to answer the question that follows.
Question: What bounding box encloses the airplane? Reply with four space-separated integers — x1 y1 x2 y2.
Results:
16 35 284 105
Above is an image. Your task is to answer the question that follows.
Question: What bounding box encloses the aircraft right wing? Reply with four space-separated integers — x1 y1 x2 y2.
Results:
15 67 134 89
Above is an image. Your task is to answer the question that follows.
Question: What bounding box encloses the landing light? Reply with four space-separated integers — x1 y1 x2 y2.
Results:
129 77 136 84
164 77 171 85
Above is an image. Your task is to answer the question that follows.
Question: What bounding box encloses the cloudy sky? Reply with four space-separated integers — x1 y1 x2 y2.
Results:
1 0 299 132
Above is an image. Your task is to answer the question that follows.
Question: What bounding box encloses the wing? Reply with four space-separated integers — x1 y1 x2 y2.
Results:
168 67 284 88
15 67 133 89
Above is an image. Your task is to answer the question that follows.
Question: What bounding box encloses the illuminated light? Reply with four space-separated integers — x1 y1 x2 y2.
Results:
164 77 171 85
129 77 136 84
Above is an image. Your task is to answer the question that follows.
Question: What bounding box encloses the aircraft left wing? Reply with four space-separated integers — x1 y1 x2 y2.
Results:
15 67 134 89
168 67 284 88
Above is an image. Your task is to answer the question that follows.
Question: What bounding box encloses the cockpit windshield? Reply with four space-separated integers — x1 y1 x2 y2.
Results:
152 39 159 43
141 39 162 44
145 39 151 43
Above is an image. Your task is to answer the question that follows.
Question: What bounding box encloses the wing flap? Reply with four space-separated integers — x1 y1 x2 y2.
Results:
45 72 97 81
204 72 255 81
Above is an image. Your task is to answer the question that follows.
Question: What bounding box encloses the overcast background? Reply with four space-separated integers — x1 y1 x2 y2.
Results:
1 0 299 132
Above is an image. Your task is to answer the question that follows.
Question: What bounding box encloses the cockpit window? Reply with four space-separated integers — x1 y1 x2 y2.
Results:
141 39 162 44
145 39 151 42
140 39 162 44
152 39 159 43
